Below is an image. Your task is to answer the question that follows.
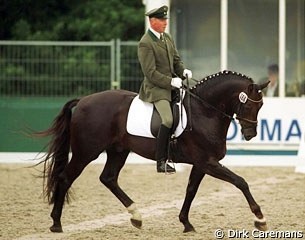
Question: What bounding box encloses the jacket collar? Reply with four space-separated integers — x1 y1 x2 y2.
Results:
147 30 167 50
149 28 162 38
148 29 160 42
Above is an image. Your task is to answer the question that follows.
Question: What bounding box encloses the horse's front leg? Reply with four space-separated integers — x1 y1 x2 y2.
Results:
205 161 267 231
179 166 205 233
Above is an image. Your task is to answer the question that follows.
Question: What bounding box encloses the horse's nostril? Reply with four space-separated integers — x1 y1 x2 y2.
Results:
242 127 257 141
244 135 253 141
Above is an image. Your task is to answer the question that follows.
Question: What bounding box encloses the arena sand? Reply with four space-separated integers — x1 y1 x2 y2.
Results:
1 163 304 240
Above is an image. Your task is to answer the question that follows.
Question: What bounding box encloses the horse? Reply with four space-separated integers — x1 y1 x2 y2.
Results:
36 70 269 233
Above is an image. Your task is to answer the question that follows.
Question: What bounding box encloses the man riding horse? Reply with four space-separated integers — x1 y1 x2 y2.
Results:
138 5 192 173
36 4 270 233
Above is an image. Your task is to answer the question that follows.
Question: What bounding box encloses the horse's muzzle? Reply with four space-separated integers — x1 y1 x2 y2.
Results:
241 126 257 141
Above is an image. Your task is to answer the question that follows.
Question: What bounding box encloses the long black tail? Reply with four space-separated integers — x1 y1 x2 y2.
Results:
35 99 80 204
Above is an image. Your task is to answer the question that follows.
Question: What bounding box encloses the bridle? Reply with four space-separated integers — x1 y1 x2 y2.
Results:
235 92 263 125
182 81 263 127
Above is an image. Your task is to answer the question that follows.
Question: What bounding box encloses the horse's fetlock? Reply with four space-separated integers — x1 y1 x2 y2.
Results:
252 205 262 216
179 213 187 223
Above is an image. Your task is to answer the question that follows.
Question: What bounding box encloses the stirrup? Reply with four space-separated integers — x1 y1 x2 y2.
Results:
165 159 176 175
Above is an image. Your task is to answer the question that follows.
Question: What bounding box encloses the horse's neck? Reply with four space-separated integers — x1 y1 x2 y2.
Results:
184 80 243 137
196 79 248 110
184 90 232 133
191 86 232 113
183 97 232 152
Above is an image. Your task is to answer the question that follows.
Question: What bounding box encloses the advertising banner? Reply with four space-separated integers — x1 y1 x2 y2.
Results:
227 98 305 154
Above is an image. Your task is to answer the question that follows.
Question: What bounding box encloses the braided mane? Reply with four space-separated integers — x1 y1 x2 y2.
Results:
190 70 254 90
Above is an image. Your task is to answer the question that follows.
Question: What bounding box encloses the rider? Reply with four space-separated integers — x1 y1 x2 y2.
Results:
137 5 192 173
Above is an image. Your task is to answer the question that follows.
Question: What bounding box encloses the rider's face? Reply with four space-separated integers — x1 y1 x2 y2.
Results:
149 18 168 33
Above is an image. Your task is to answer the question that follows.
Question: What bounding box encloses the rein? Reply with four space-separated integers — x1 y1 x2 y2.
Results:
182 85 234 121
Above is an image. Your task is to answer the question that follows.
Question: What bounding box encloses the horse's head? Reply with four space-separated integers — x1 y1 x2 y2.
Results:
235 81 269 141
188 71 269 141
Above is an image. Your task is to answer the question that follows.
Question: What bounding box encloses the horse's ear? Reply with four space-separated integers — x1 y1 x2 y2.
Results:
259 81 270 90
247 83 255 92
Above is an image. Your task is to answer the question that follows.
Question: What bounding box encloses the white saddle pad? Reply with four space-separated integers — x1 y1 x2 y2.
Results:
126 91 187 138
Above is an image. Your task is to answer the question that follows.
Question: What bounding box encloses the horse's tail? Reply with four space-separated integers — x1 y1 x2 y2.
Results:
35 98 80 204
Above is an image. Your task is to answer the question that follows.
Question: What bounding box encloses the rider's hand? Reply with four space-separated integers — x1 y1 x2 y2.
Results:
171 77 183 88
183 69 193 79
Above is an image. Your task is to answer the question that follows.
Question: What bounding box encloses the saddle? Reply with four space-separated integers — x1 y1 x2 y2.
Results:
126 89 187 139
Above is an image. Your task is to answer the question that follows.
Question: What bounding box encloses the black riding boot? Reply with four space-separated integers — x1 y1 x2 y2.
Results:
155 124 175 173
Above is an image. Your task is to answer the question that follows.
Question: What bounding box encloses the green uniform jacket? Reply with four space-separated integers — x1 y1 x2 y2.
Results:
138 30 185 103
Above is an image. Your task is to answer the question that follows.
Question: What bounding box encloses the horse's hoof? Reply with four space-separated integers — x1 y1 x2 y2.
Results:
183 225 196 233
130 218 142 229
50 224 63 233
254 219 268 231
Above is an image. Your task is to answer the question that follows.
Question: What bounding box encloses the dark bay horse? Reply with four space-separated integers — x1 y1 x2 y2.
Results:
37 70 269 233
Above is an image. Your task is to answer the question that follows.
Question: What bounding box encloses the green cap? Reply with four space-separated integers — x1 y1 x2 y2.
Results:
145 5 168 19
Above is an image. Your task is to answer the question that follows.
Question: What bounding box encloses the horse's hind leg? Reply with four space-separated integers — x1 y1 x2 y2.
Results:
100 148 142 229
50 156 90 232
205 161 267 231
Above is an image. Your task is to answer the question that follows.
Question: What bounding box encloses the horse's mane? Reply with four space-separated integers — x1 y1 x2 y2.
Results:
190 70 254 91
